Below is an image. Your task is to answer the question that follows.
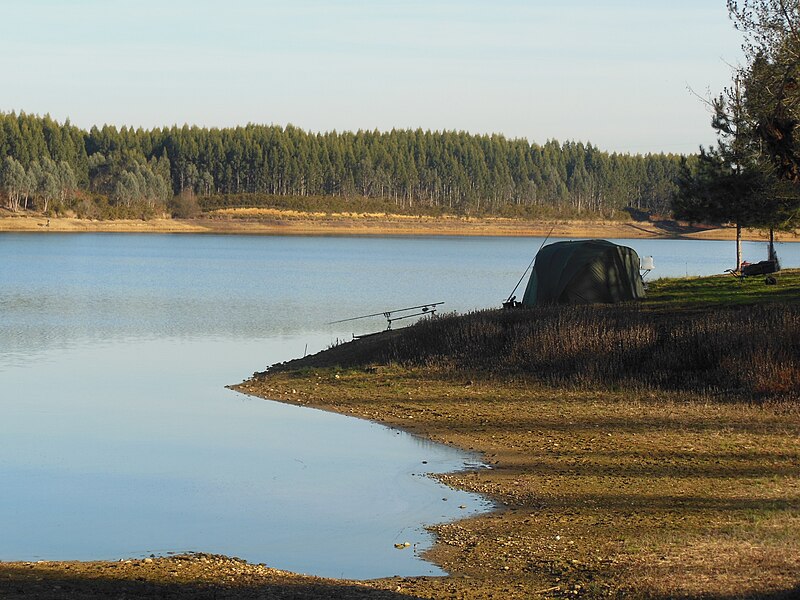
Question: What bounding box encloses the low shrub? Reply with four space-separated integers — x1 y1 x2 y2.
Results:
346 302 800 402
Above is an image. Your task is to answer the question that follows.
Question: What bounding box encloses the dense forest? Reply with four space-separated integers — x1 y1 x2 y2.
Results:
0 111 685 219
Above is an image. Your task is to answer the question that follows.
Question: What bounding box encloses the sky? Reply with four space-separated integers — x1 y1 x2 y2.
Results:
2 1 744 155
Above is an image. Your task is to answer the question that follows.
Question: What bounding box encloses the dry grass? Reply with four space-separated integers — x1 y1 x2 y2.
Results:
278 301 800 404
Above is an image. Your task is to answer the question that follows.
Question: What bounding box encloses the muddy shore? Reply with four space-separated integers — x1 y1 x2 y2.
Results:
227 365 800 600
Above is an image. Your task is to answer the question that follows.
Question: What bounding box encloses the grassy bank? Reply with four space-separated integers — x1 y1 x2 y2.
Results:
272 271 800 404
234 271 800 598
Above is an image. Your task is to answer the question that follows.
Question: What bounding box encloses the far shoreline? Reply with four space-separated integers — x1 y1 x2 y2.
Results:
1 212 798 242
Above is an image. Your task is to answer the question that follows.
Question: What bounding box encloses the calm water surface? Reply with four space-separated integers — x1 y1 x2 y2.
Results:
0 233 797 578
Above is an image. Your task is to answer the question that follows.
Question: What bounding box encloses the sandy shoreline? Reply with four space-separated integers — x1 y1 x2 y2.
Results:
1 212 798 241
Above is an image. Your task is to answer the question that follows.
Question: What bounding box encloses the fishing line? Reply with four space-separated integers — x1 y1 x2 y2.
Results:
505 224 555 303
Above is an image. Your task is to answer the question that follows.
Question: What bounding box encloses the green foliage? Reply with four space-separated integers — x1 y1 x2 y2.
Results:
1 111 686 220
1 156 27 211
198 193 448 217
666 2 800 284
110 161 170 210
719 1 800 228
1 154 78 213
673 148 777 227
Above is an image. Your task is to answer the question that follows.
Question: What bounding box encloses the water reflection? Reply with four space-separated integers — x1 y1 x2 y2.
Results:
0 336 490 578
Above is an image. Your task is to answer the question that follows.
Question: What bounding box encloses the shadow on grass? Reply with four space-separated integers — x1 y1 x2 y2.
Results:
526 492 798 514
416 413 786 437
650 586 800 600
290 297 800 403
0 564 417 600
463 456 800 481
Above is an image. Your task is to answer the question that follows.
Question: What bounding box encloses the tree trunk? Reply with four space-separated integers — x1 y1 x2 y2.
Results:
769 227 776 262
736 222 742 271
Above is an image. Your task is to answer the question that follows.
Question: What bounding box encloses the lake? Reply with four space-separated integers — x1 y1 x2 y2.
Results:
0 233 797 579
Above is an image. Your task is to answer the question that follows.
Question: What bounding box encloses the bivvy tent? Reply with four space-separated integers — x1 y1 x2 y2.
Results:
521 239 646 305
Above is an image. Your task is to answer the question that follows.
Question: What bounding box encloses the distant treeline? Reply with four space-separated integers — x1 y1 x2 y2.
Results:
0 111 685 219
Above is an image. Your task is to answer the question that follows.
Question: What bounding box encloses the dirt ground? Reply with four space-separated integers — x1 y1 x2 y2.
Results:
1 210 797 241
227 368 800 599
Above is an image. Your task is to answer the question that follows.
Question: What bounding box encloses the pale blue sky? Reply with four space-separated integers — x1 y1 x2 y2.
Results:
2 1 742 154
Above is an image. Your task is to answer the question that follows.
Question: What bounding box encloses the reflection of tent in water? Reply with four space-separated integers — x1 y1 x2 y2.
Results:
521 239 646 305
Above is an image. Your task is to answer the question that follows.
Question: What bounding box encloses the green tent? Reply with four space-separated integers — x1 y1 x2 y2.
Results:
521 240 645 305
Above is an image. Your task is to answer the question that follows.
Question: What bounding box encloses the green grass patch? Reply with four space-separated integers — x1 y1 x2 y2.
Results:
645 268 800 309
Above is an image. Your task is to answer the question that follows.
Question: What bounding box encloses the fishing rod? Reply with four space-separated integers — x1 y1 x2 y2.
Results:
328 302 445 325
504 224 556 305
